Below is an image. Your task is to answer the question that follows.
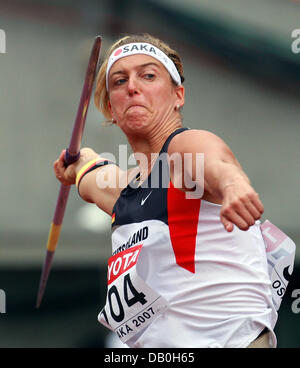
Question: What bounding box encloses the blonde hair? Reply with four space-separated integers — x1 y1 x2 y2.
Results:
94 33 184 120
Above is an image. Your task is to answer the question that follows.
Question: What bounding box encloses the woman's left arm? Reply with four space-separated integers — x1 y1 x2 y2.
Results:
169 129 264 232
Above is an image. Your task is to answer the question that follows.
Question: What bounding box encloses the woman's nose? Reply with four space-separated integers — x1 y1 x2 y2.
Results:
127 76 140 95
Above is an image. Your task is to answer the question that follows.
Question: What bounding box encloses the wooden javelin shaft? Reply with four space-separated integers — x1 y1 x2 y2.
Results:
36 36 102 308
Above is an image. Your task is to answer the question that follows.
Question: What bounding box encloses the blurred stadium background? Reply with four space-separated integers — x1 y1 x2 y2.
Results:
1 0 300 347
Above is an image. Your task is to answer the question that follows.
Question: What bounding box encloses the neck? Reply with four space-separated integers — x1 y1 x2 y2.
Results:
126 118 182 182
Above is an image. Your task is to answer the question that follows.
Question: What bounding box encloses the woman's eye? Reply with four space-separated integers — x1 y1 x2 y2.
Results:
144 73 155 80
115 78 127 86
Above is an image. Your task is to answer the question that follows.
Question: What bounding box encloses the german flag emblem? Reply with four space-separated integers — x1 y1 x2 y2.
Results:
111 213 116 224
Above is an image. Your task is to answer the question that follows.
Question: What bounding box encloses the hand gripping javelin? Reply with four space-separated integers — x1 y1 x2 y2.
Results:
36 36 102 308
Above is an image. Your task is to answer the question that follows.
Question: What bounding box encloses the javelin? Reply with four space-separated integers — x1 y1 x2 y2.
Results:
36 36 102 308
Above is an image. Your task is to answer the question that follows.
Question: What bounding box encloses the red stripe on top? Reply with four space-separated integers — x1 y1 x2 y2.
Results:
107 244 143 285
167 182 201 273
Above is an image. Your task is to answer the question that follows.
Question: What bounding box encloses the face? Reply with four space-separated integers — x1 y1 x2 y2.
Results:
107 54 184 135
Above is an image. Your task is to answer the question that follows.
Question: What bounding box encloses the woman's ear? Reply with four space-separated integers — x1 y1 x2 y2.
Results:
107 101 115 122
175 84 185 109
107 101 117 124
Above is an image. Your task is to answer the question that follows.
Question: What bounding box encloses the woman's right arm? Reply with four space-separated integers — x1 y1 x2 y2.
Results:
53 147 126 215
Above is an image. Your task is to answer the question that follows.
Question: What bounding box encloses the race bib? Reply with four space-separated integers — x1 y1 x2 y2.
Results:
261 220 296 311
98 244 169 343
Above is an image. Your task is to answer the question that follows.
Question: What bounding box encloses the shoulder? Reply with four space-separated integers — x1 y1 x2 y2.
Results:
168 129 227 155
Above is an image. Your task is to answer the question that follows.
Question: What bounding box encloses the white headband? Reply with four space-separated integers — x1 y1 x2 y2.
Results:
106 42 182 90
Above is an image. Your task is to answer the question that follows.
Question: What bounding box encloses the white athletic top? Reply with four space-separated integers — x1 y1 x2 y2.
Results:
100 128 278 348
